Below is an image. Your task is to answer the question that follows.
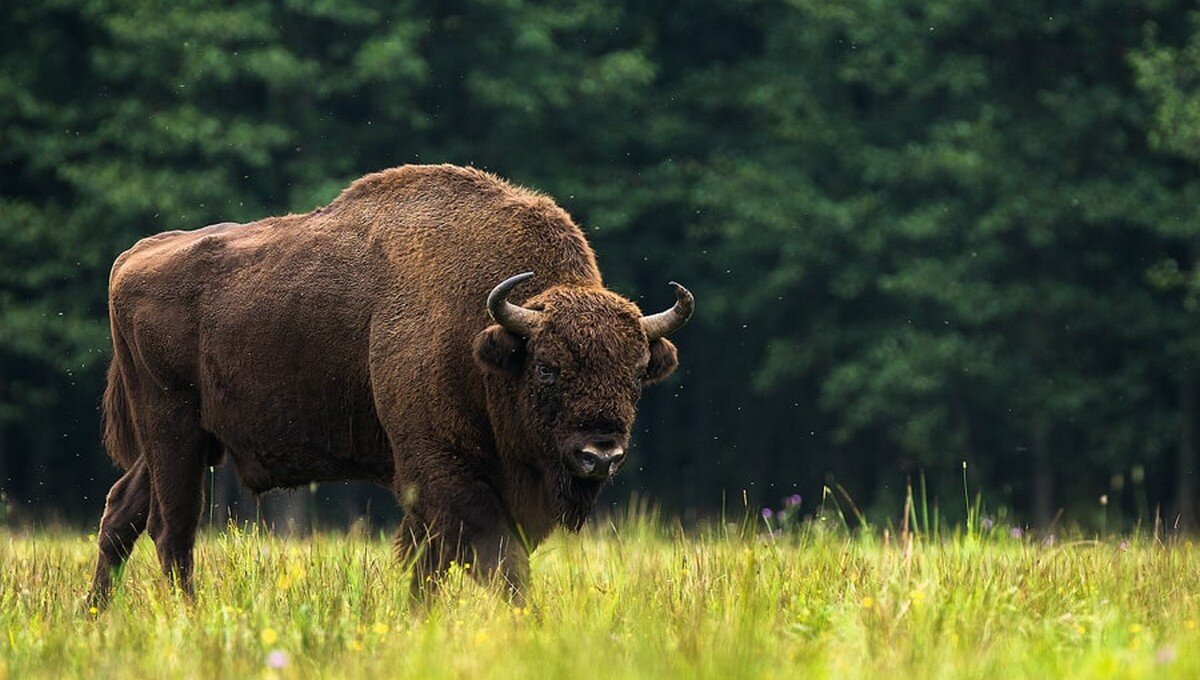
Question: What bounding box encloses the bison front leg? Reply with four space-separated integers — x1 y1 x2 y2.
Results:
467 529 530 604
396 501 530 604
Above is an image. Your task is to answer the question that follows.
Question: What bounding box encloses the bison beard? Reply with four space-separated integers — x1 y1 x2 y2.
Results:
87 164 692 606
557 473 607 532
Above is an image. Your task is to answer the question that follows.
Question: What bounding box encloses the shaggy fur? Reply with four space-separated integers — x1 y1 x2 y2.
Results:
88 164 687 604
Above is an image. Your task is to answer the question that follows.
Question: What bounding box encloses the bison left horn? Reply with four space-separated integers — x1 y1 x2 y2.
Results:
487 272 542 337
641 282 694 340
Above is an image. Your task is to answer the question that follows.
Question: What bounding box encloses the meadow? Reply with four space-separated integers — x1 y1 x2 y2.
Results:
1 513 1198 679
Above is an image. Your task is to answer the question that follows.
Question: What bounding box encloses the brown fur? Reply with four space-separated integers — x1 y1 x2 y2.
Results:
88 164 685 605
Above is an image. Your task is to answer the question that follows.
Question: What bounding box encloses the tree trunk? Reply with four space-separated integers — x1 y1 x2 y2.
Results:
1178 369 1197 530
1032 417 1053 529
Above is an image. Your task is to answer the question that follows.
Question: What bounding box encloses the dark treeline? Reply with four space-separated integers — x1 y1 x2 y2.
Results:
2 0 1199 531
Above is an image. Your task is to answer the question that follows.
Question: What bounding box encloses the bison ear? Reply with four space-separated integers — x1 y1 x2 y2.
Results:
643 338 679 384
473 325 526 375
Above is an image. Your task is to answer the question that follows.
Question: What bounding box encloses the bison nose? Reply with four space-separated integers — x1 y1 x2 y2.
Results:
572 444 626 480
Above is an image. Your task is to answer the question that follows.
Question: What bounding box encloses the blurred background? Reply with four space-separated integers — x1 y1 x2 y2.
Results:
2 0 1198 533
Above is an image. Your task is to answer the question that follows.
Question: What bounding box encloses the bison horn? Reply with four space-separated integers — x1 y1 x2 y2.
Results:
641 282 694 340
487 272 542 337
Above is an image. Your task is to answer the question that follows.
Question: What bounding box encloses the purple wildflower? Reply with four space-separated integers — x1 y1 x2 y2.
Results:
1010 527 1024 539
980 517 995 531
266 651 289 670
761 507 774 520
784 494 802 508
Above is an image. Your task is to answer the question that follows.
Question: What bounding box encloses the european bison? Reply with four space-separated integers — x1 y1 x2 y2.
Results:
89 164 692 604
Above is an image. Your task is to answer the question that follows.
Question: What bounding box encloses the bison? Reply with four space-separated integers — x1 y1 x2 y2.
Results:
89 164 692 605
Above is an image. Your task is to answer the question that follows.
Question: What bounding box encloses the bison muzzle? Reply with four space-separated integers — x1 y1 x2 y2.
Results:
87 164 692 606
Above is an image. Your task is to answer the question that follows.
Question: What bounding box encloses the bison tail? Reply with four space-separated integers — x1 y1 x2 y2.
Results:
102 356 140 470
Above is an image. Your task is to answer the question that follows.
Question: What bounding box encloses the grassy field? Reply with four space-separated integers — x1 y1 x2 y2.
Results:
1 515 1198 679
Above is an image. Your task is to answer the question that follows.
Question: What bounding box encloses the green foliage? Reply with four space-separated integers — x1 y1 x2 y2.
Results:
1 0 1198 525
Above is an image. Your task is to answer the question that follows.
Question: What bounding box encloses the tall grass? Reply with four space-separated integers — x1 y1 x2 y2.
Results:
0 514 1198 679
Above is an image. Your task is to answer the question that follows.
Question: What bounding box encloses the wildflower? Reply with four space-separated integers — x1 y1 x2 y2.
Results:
266 651 289 669
372 622 389 635
1076 625 1086 635
761 508 774 520
910 590 926 606
1129 624 1143 635
474 630 488 644
1156 646 1176 664
1185 620 1197 631
261 628 278 645
861 597 875 609
980 517 994 531
1010 527 1023 539
346 639 363 652
87 606 98 616
784 494 802 508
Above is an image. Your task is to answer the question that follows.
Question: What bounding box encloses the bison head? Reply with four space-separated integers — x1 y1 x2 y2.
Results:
472 273 692 528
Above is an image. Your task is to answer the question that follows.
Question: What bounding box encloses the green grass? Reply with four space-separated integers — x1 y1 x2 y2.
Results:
1 517 1198 679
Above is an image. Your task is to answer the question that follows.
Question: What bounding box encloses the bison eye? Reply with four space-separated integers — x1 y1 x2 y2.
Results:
535 363 558 384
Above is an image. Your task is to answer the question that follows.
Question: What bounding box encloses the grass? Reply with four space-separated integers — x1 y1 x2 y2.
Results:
1 514 1199 679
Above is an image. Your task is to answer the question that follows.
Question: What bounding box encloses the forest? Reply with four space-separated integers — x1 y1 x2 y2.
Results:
2 0 1199 532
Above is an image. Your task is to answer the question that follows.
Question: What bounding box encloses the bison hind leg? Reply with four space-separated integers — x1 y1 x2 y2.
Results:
134 393 214 599
88 457 152 609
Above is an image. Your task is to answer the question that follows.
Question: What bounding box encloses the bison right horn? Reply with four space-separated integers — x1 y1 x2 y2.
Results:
641 282 694 340
487 272 542 337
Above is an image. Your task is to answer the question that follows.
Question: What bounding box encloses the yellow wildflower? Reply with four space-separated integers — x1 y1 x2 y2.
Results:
260 628 278 645
347 639 363 652
372 622 389 635
1185 620 1197 631
861 597 875 609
